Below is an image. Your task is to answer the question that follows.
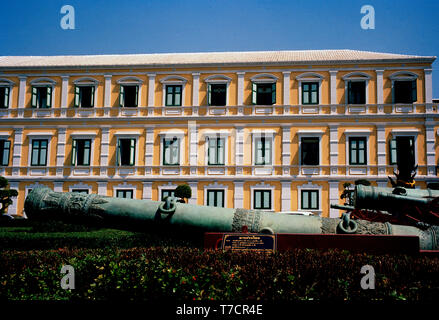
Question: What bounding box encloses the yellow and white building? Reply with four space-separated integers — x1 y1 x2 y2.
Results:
0 49 437 217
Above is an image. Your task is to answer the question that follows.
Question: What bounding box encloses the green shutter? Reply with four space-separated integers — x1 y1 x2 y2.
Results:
3 87 9 108
135 85 139 107
390 139 397 164
116 139 121 166
411 80 417 103
74 86 80 107
119 85 125 107
271 83 276 105
46 86 52 108
31 87 37 108
71 139 77 166
90 86 95 107
207 84 211 106
129 139 136 165
252 83 257 105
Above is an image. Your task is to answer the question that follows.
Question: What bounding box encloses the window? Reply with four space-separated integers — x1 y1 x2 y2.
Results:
301 190 319 210
252 83 276 105
349 137 367 165
302 82 319 105
163 137 180 165
72 189 89 194
208 84 227 106
0 87 10 108
253 190 271 210
31 86 52 108
116 189 133 199
254 137 272 165
301 137 319 165
347 81 366 104
161 189 175 200
394 80 417 104
206 189 225 207
71 139 91 166
165 85 182 106
120 85 139 108
31 139 48 166
390 136 415 166
207 137 225 165
0 140 10 166
74 86 95 108
117 138 136 166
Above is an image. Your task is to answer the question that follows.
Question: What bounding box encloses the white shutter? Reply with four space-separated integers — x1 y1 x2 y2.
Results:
46 86 52 108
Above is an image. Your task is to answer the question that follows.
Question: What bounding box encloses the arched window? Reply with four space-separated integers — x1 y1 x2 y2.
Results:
30 78 57 109
250 74 278 105
72 77 99 108
389 71 418 104
342 72 371 105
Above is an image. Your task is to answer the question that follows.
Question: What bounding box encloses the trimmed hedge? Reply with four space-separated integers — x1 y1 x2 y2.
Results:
1 247 439 301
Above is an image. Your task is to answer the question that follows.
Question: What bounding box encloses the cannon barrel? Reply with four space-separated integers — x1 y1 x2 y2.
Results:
25 187 439 250
354 185 439 212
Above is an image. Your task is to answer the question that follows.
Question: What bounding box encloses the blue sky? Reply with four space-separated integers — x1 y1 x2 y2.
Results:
1 0 438 96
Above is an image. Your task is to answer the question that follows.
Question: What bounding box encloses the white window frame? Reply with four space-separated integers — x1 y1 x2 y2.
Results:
296 72 324 105
0 78 15 109
250 73 278 105
72 77 99 108
159 130 185 166
113 131 141 167
30 78 57 108
390 129 420 166
204 75 232 106
27 132 54 166
342 72 371 105
202 130 230 166
389 71 418 104
69 182 93 194
70 131 97 166
250 182 275 211
160 75 188 107
116 76 144 107
113 182 136 199
297 182 322 215
204 182 228 208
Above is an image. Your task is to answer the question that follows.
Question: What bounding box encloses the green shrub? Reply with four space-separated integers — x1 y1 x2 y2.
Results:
0 248 438 301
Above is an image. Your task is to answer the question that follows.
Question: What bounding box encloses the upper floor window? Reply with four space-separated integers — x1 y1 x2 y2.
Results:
302 82 319 105
163 137 180 165
207 136 225 165
117 138 136 166
390 71 418 104
254 136 272 165
117 76 143 108
251 74 278 105
0 140 11 166
208 84 227 106
165 85 182 106
347 81 366 104
390 136 415 166
75 86 95 108
349 137 367 165
0 87 10 109
31 139 48 166
301 137 319 165
71 139 91 166
120 85 139 107
31 86 52 108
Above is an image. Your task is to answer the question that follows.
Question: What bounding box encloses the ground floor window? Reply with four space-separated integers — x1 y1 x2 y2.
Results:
161 189 175 200
206 189 225 207
116 189 133 199
301 190 319 210
72 189 89 194
253 190 271 210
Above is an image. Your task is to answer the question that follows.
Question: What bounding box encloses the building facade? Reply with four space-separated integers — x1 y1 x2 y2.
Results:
0 50 437 217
